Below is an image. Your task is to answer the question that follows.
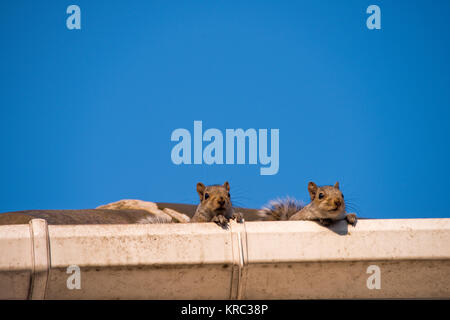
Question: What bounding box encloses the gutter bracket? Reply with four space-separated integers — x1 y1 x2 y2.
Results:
229 220 248 300
28 219 50 300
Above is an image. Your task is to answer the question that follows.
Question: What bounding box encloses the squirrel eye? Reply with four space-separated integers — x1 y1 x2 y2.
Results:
228 193 231 198
204 193 209 200
318 193 324 199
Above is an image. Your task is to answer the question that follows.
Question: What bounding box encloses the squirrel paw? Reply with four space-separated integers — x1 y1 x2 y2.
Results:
318 218 333 227
232 212 244 223
212 215 229 229
345 213 357 226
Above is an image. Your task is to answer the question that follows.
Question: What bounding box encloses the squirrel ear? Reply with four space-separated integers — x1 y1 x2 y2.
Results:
334 182 340 189
308 182 318 200
223 181 230 192
196 182 205 200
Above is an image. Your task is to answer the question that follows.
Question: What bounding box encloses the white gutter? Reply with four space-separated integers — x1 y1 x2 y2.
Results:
0 218 449 299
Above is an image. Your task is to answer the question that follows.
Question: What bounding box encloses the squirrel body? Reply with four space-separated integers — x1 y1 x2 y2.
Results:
191 181 243 227
259 182 357 226
97 199 190 224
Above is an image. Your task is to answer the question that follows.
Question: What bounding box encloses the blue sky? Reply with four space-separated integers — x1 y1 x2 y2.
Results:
1 1 449 218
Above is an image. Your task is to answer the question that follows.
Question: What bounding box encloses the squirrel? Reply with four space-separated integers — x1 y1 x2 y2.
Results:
258 181 357 226
191 181 243 228
96 199 190 224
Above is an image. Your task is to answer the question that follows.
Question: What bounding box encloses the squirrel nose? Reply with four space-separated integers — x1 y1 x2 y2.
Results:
218 198 225 206
334 199 341 207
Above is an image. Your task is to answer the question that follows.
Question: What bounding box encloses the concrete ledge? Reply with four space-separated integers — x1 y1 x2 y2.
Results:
0 218 449 299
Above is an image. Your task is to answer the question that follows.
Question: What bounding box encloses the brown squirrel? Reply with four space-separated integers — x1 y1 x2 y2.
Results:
191 181 243 228
258 181 357 226
97 199 190 224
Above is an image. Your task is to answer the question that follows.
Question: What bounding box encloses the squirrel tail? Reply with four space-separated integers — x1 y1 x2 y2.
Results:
136 215 174 224
257 197 305 221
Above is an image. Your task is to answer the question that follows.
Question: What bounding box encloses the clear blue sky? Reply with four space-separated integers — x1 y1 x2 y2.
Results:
1 1 449 218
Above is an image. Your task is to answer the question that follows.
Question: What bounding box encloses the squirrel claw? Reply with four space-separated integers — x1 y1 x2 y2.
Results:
319 218 333 227
232 212 244 223
212 215 229 229
346 214 357 227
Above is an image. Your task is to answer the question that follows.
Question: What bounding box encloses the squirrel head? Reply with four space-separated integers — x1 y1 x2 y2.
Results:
196 181 233 218
308 181 345 216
